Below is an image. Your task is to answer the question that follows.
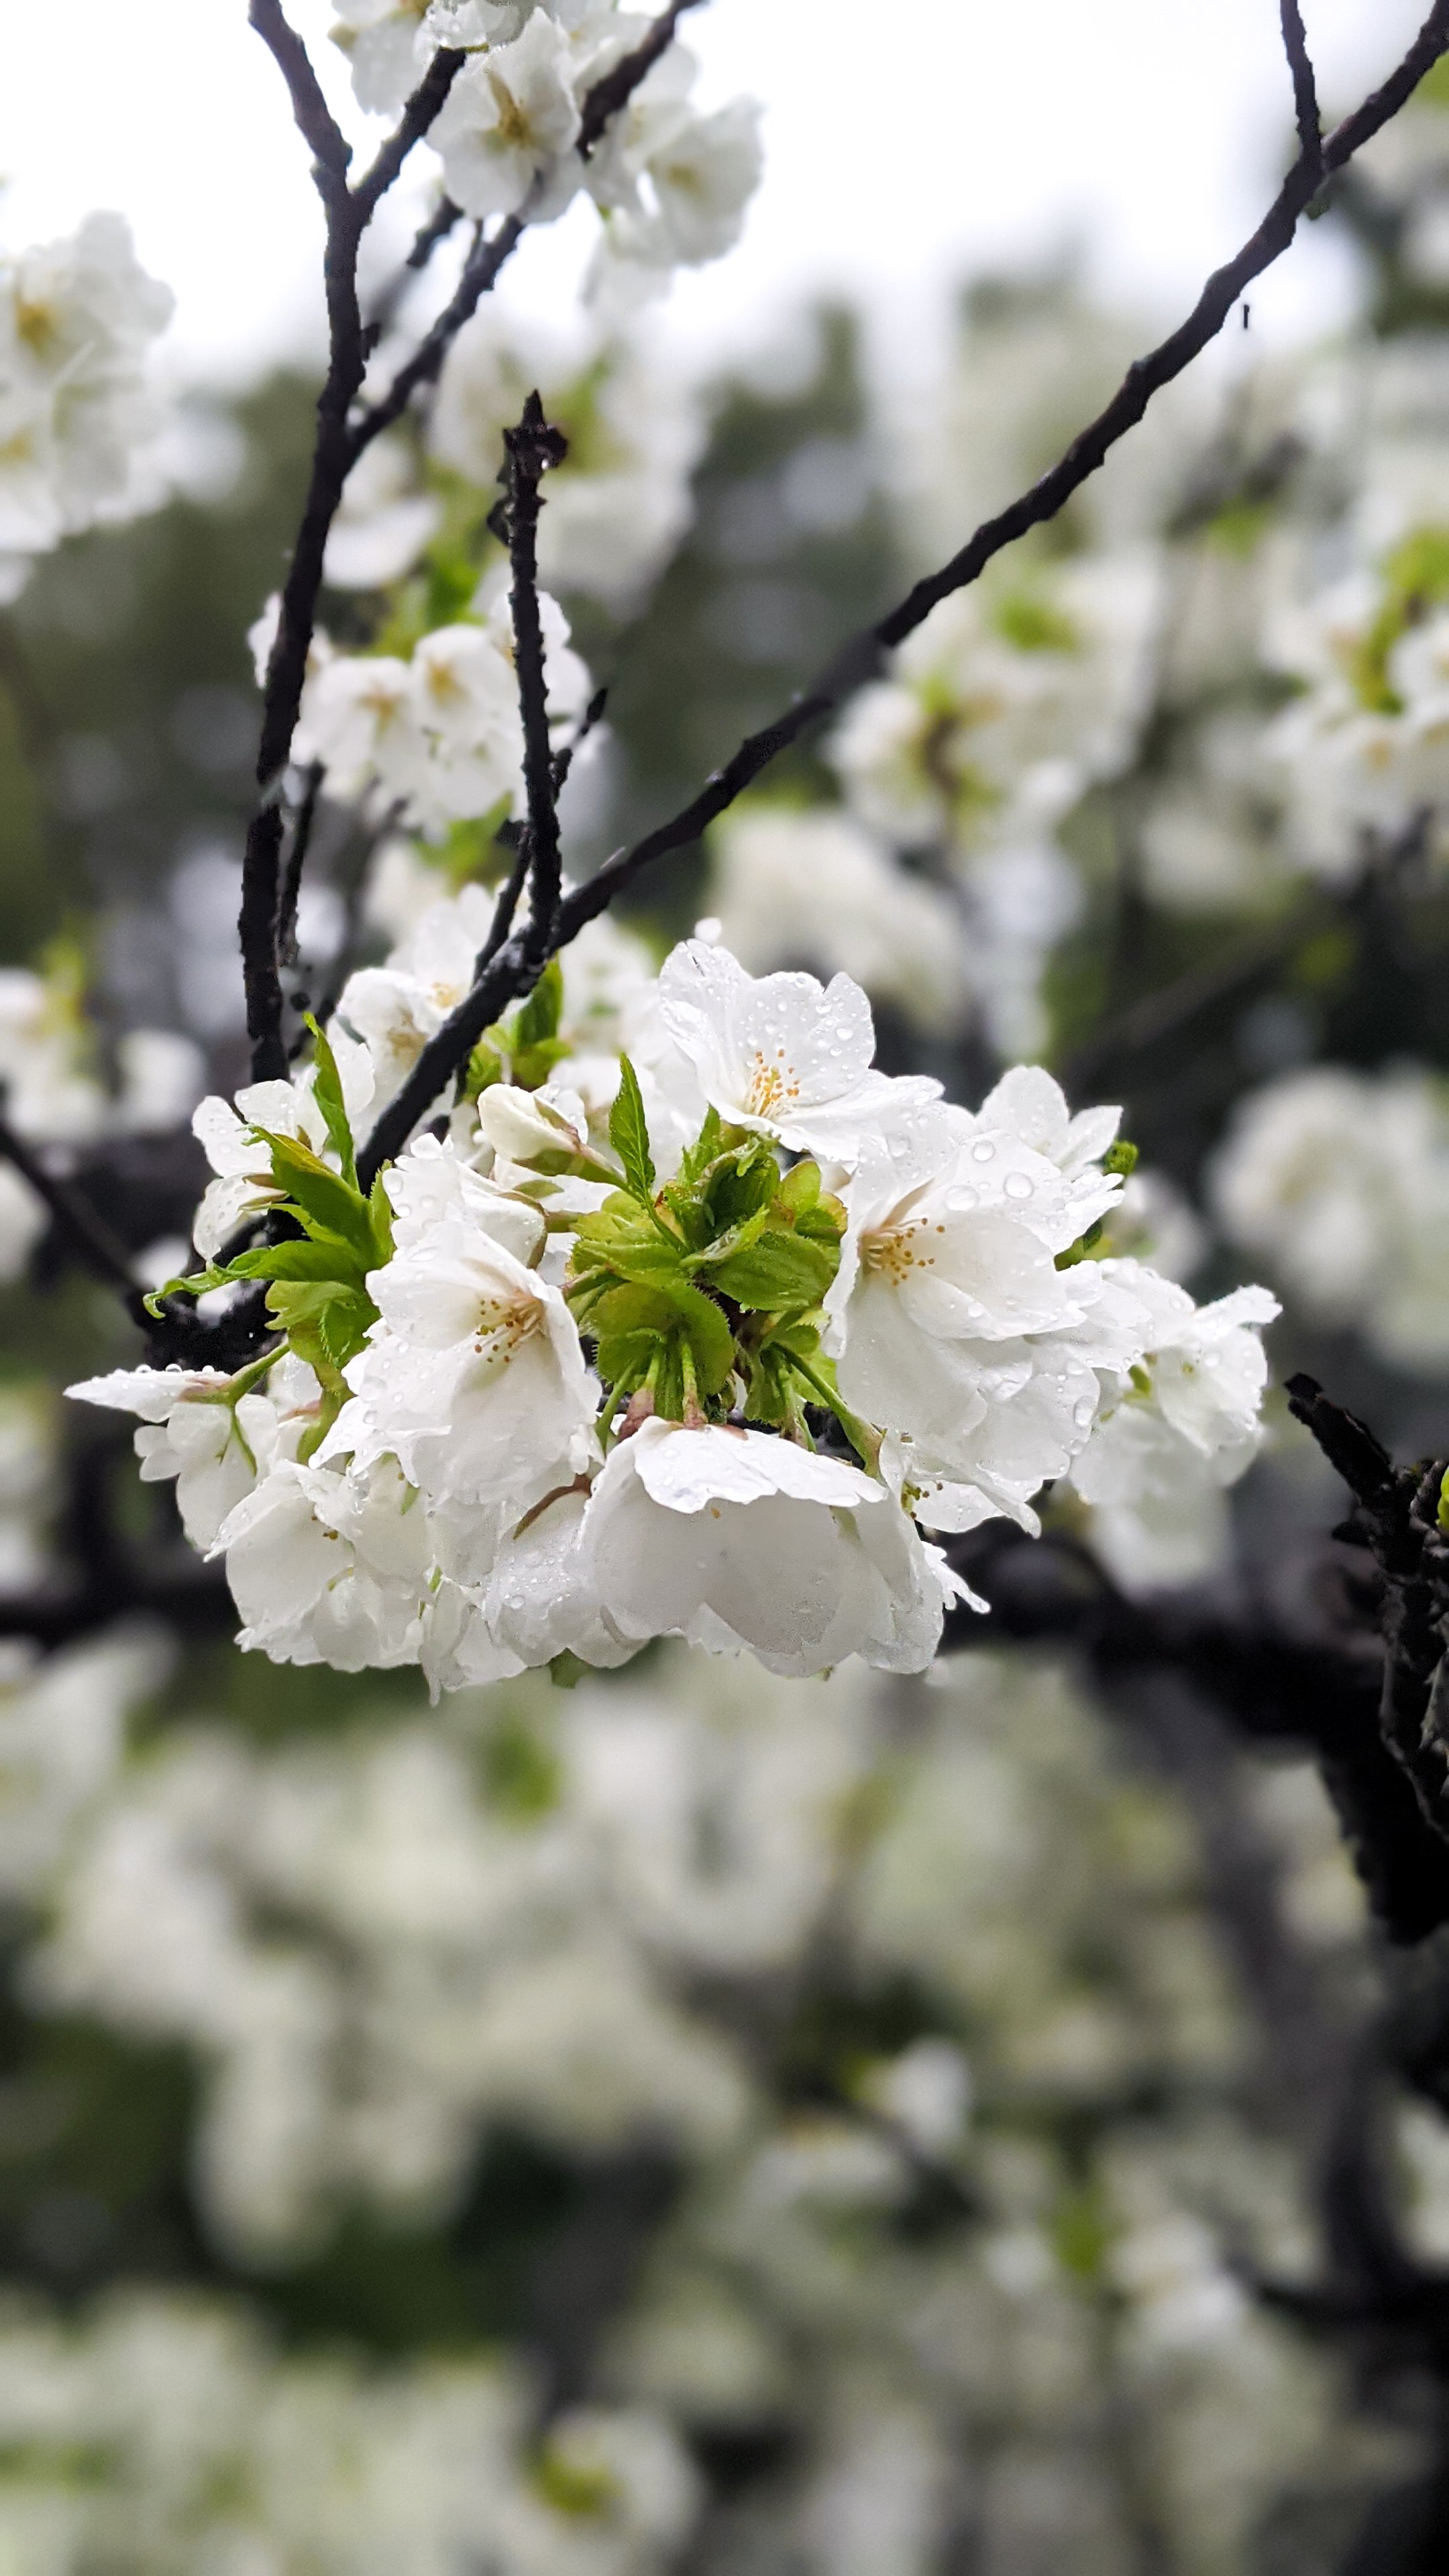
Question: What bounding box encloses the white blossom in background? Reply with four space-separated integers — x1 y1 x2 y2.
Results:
1261 536 1449 879
295 581 589 835
0 213 173 596
431 10 584 221
431 311 703 605
0 2290 700 2576
331 1 762 319
323 433 441 590
1065 1266 1280 1595
828 554 1161 861
0 957 203 1271
1213 1063 1449 1370
704 805 969 1032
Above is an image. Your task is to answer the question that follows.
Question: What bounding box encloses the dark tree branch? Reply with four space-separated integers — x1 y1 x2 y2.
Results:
351 214 525 451
1287 1373 1449 1863
494 394 570 961
1279 0 1323 174
247 0 352 191
407 192 464 270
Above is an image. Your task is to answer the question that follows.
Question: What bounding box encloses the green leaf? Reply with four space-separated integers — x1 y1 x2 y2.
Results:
265 1279 376 1387
684 1203 772 1275
368 1172 395 1266
252 1130 377 1266
515 955 564 1054
608 1055 656 1206
233 1236 370 1287
710 1226 839 1313
304 1015 358 1189
775 1158 821 1219
674 1106 724 1187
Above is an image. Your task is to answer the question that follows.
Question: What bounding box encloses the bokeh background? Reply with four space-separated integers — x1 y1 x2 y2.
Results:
7 7 1449 2571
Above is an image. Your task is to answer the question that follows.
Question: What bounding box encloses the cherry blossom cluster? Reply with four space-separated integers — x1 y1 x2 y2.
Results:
1213 1063 1449 1373
0 214 173 598
280 570 592 837
71 895 1279 1679
331 0 762 313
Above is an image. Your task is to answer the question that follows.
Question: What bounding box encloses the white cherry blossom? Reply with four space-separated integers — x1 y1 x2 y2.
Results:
431 12 584 221
574 1419 966 1676
655 940 938 1162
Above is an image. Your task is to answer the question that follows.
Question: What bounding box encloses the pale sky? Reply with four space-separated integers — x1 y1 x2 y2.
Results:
0 0 1430 388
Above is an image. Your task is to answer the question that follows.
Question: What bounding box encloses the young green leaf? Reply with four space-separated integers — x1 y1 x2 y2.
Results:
709 1227 839 1313
304 1014 358 1188
608 1055 656 1206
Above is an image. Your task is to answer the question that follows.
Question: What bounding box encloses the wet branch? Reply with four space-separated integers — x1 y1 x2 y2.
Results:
495 394 570 961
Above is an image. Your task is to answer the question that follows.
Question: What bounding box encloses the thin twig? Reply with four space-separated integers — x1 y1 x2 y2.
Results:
407 193 464 270
354 0 1449 1181
496 392 570 959
553 685 609 797
353 213 525 453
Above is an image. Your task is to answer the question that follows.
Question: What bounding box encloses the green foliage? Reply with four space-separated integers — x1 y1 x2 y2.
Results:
146 1077 392 1406
607 1054 655 1205
566 1106 861 1442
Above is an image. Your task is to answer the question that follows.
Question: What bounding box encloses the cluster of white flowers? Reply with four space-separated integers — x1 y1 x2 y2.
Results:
330 0 761 313
825 557 1159 1053
0 2289 697 2576
430 309 702 605
284 571 591 836
0 214 172 599
72 899 1279 1678
1213 1062 1449 1371
0 1633 1367 2567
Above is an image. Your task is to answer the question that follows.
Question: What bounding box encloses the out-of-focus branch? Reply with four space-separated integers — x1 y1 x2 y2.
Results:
1287 1372 1449 1862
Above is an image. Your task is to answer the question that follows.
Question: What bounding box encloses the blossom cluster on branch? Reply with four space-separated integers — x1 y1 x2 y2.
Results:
72 894 1277 1680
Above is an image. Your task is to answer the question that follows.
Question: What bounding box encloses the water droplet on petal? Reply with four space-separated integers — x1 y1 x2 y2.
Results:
971 1140 996 1163
1003 1171 1032 1199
